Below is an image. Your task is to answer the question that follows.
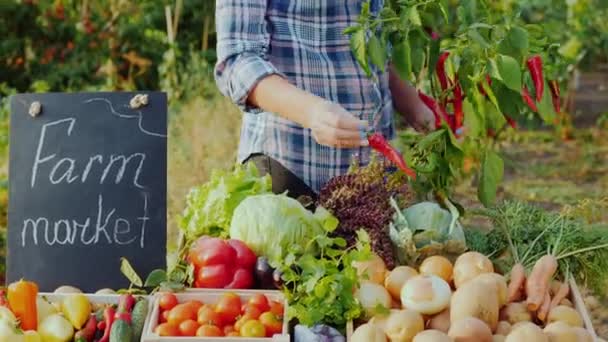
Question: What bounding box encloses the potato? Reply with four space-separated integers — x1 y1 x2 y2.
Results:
428 308 451 333
351 322 387 342
496 321 511 336
572 327 592 342
353 253 387 285
448 317 493 342
543 322 577 342
547 306 583 327
451 278 499 332
453 252 494 288
385 266 419 300
493 335 506 342
505 322 548 342
473 273 508 307
413 330 452 342
384 309 424 342
499 303 532 324
420 256 454 283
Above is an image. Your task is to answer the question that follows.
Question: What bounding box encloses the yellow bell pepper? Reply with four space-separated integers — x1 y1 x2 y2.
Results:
61 294 91 329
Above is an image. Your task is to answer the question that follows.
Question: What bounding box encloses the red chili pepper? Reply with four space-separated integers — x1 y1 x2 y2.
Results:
436 52 451 91
453 79 465 129
367 132 416 179
521 85 538 112
505 115 517 129
478 75 492 96
99 306 115 342
527 55 544 102
418 91 452 131
549 80 561 113
424 27 440 40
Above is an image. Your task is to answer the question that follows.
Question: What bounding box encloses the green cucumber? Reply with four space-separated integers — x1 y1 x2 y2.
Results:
131 299 149 342
110 319 133 342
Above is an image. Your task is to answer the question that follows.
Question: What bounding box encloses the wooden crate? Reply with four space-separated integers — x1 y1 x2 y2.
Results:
143 289 289 342
38 292 154 342
346 277 597 340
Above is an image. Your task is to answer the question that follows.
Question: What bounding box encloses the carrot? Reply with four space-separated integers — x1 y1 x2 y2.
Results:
507 263 526 303
525 255 558 311
537 290 551 322
549 282 570 311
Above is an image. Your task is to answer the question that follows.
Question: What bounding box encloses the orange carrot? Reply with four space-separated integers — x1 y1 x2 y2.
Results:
507 263 526 303
549 282 570 311
537 290 551 322
526 255 558 311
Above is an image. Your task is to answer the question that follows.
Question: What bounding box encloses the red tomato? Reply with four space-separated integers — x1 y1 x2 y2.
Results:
197 306 222 327
167 303 197 326
227 239 257 268
190 237 236 267
248 294 270 312
240 320 266 337
269 301 284 317
195 264 234 288
259 312 283 337
196 324 223 337
241 304 262 320
215 293 242 325
226 331 240 337
225 268 255 289
223 325 236 335
159 310 170 324
234 314 254 332
178 319 200 336
155 323 180 336
186 300 204 313
159 293 178 311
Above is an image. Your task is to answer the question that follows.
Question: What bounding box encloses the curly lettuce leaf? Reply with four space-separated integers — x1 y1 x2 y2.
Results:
179 163 272 239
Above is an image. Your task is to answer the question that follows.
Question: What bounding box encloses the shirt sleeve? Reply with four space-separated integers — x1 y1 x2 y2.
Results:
214 0 282 112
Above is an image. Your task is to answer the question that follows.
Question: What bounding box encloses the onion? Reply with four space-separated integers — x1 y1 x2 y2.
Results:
453 252 494 288
353 253 387 285
401 275 451 315
413 330 452 342
448 317 493 342
384 266 418 300
351 322 387 342
355 282 392 318
420 256 454 283
384 309 424 342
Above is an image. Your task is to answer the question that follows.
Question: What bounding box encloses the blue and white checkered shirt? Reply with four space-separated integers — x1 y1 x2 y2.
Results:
215 0 394 192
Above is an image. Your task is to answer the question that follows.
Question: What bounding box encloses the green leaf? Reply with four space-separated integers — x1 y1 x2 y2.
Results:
537 80 556 124
463 99 483 137
350 29 371 77
411 48 425 76
438 3 449 22
468 29 490 49
499 26 529 59
478 150 504 207
392 40 412 82
379 7 397 19
368 34 386 72
407 7 422 27
497 55 522 92
343 26 360 35
159 281 186 292
144 269 167 288
120 258 143 287
481 81 501 112
417 129 445 150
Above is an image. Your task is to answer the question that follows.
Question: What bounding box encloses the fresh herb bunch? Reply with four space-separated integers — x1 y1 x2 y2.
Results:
467 200 608 295
318 155 413 269
278 230 373 327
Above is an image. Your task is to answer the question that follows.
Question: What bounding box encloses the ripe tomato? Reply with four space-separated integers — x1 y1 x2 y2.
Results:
186 300 204 313
240 320 266 337
259 312 283 337
159 310 170 324
155 323 180 336
178 319 200 336
196 324 223 337
248 294 270 312
241 304 262 320
167 303 197 326
159 293 178 311
223 325 236 335
269 301 284 317
215 293 242 325
226 331 240 337
234 314 254 332
197 306 222 327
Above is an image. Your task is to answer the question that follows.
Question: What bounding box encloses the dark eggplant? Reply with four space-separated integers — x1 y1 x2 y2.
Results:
254 256 276 289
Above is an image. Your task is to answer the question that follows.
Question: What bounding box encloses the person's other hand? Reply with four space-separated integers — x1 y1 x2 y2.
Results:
306 100 369 148
405 102 436 133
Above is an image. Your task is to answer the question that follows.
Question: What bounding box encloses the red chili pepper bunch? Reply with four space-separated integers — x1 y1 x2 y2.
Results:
522 55 561 114
418 51 465 136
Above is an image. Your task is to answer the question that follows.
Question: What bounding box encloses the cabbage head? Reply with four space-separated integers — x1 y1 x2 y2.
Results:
229 194 338 265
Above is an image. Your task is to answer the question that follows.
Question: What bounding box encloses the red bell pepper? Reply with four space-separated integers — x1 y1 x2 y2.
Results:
188 237 256 289
527 55 544 102
549 80 561 113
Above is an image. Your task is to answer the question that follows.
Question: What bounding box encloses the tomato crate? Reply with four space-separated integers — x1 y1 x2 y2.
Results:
346 278 597 340
143 289 289 342
38 292 154 342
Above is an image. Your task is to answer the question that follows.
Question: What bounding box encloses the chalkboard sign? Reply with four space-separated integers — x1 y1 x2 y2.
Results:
7 92 167 292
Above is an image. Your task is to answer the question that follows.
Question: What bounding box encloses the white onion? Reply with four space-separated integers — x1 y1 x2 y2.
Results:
401 275 451 315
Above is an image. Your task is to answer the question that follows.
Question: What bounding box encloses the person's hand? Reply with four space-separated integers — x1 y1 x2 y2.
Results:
404 102 435 133
306 99 369 148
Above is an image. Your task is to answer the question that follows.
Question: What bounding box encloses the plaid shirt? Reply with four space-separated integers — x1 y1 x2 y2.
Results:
215 0 394 192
